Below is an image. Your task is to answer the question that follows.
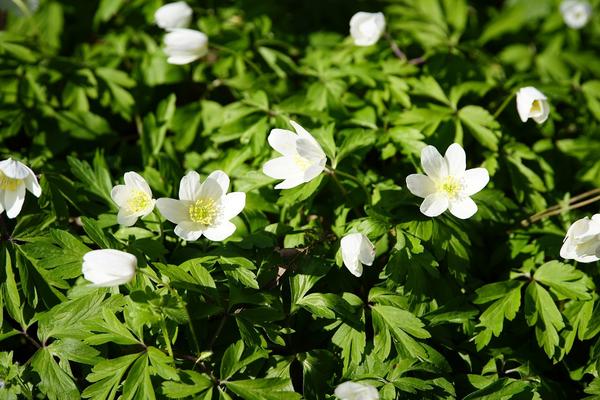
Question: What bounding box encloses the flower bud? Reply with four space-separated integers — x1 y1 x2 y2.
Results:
516 87 549 124
163 28 208 65
560 215 600 263
560 0 592 29
154 1 193 31
82 249 137 287
349 12 385 46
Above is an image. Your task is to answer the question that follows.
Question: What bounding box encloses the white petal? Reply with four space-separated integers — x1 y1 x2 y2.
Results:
203 221 236 241
154 1 193 30
111 185 129 207
221 192 245 220
206 170 230 194
4 184 25 219
303 163 325 183
117 209 138 227
167 54 202 65
274 177 305 190
560 237 577 260
124 172 152 197
462 168 489 196
268 129 298 156
448 197 478 219
420 192 449 217
421 145 448 180
198 176 224 201
297 138 326 162
335 381 379 400
0 158 30 179
163 29 208 64
406 174 436 198
358 236 376 266
445 143 466 176
531 99 550 124
263 157 302 180
349 12 386 47
179 171 202 201
0 195 4 214
341 233 375 277
82 249 137 287
174 221 203 241
156 198 190 224
24 172 41 197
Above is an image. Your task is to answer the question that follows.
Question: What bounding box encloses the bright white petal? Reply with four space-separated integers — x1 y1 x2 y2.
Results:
199 176 224 201
156 198 190 224
297 138 326 162
303 163 325 183
420 192 449 217
179 171 202 201
221 192 245 220
268 129 298 156
111 185 129 207
124 171 152 196
174 221 203 241
203 221 236 241
405 174 436 198
421 145 448 180
274 177 305 190
263 157 301 180
516 87 547 122
462 168 489 196
358 236 376 266
82 249 137 287
4 184 25 219
206 170 230 194
335 381 379 400
445 143 466 176
448 197 478 219
531 100 550 124
0 158 30 179
24 172 41 197
117 209 138 227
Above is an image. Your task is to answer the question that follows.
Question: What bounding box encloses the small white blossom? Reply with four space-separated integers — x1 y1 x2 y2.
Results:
111 172 155 227
560 0 592 29
155 1 193 30
406 144 489 219
341 233 375 277
163 28 208 65
263 120 327 189
560 215 600 263
349 12 385 46
335 381 379 400
156 170 245 241
82 249 137 287
0 158 41 219
516 87 550 124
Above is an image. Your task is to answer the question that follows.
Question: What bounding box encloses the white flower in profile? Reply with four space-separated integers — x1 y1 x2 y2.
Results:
82 249 137 287
349 12 385 46
406 144 489 219
341 233 375 277
155 1 193 31
560 0 592 29
560 215 600 263
516 87 550 124
0 158 41 219
111 172 155 227
156 170 245 241
263 121 327 190
334 381 379 400
163 28 208 65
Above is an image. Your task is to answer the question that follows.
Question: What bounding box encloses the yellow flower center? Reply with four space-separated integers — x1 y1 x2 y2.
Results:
439 176 462 198
189 197 218 225
293 154 312 171
0 171 21 191
530 100 542 114
127 190 151 213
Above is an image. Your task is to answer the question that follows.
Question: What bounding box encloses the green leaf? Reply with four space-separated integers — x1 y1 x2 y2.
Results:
534 261 593 300
458 106 500 150
225 378 301 400
162 370 213 399
31 348 79 400
524 281 565 358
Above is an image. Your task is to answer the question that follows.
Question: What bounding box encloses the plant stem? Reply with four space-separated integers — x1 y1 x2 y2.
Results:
521 188 600 226
160 317 174 358
384 32 407 61
493 91 516 119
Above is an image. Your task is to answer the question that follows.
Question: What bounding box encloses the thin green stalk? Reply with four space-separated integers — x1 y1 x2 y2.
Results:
160 317 173 358
493 91 516 119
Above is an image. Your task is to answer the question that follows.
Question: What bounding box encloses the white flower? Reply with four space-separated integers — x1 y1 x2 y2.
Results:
155 1 193 30
349 12 385 46
334 381 379 400
341 233 375 277
163 28 208 65
82 249 137 287
0 158 41 219
111 172 155 227
156 170 245 241
263 121 327 189
406 144 489 219
516 87 550 124
560 215 600 263
560 0 592 29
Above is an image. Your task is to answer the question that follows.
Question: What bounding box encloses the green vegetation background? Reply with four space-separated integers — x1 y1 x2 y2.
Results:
1 0 600 398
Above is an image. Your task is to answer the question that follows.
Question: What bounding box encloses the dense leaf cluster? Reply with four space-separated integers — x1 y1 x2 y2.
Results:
1 0 600 398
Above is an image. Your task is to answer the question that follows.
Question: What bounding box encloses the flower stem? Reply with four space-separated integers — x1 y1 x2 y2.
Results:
493 91 516 119
520 188 600 226
384 31 407 61
160 317 174 358
153 208 164 239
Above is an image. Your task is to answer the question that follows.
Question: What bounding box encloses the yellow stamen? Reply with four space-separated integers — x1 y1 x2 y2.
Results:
189 198 218 225
127 190 151 213
439 176 462 198
530 100 542 114
0 171 20 191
